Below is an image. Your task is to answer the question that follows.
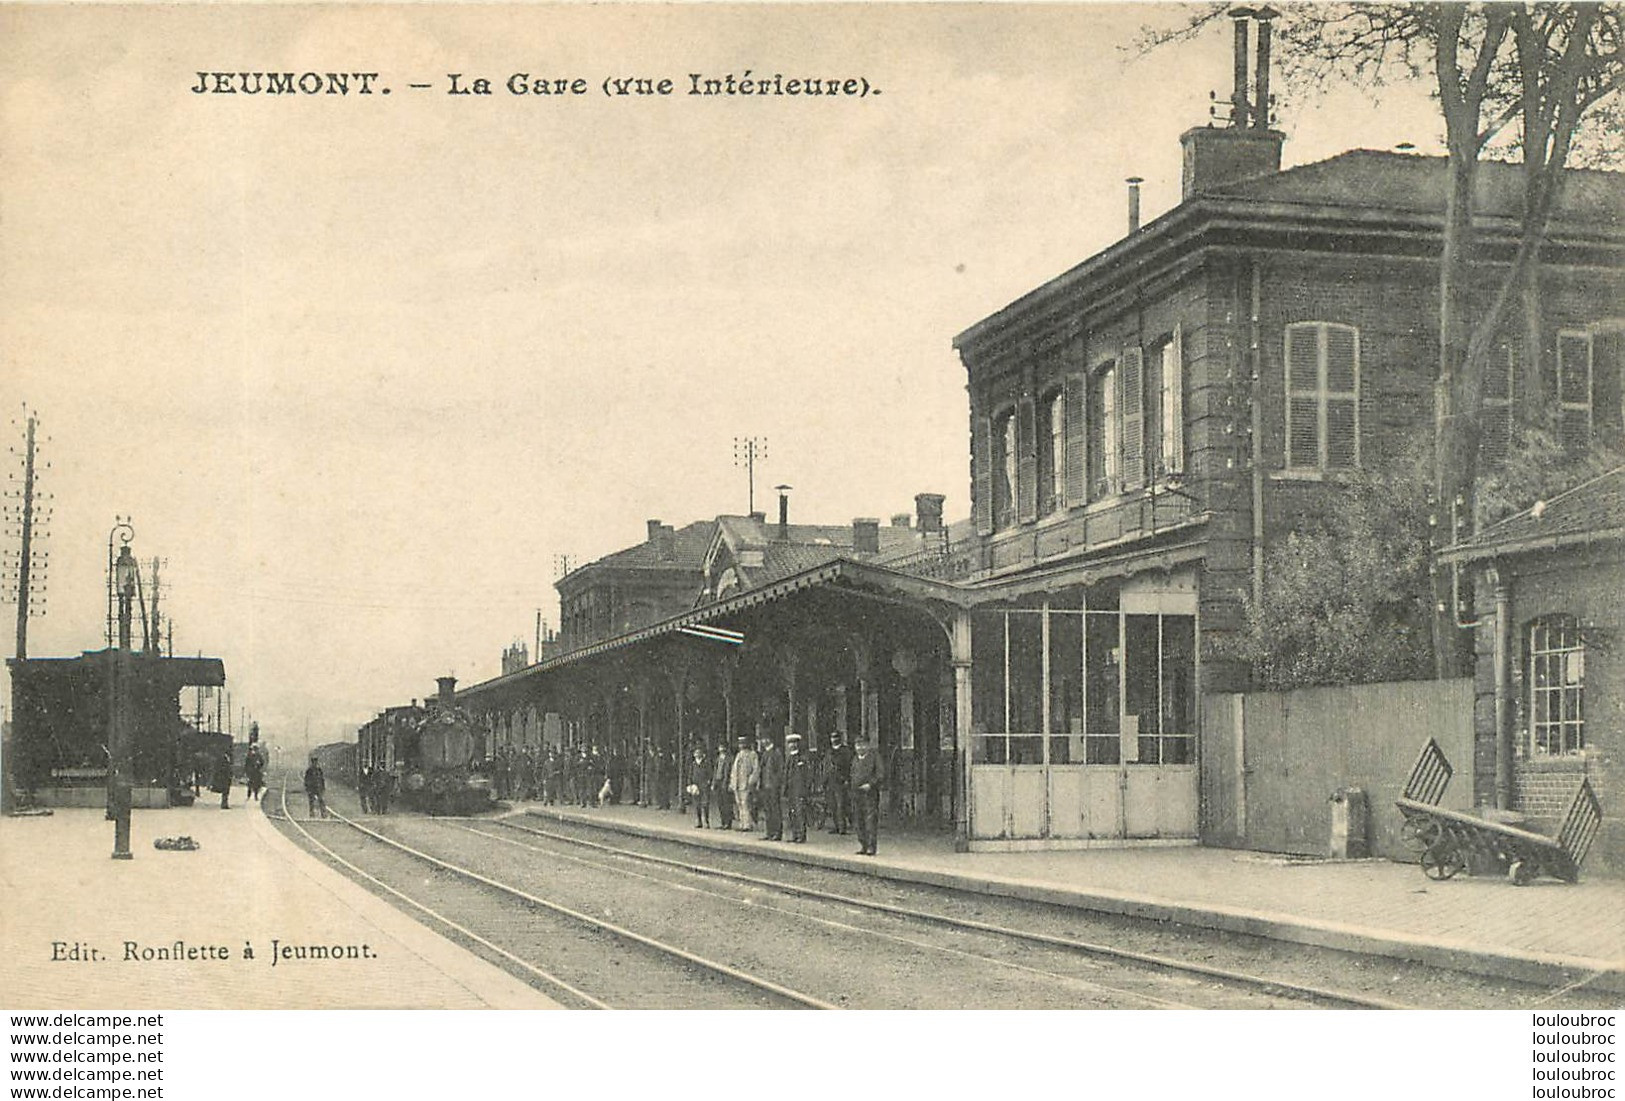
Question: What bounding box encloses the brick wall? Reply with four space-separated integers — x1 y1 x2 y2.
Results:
1484 549 1625 876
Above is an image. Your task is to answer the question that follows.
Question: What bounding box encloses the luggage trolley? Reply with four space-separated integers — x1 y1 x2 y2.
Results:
1394 740 1603 886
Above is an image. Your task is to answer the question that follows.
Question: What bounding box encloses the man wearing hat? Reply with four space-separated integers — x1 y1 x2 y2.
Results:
849 736 885 855
727 735 759 831
783 733 812 843
825 730 853 835
758 735 786 841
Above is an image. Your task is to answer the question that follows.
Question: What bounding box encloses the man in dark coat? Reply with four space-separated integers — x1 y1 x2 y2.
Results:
711 743 735 829
757 736 785 841
303 757 327 819
211 750 233 810
783 734 812 842
850 737 885 855
825 731 853 835
244 745 266 803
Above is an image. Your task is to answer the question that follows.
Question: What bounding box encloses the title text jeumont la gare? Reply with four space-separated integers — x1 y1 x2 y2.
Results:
189 70 880 99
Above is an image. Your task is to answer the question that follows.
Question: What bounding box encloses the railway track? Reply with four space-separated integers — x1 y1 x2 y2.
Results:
272 784 1426 1009
466 814 1413 1010
271 786 834 1009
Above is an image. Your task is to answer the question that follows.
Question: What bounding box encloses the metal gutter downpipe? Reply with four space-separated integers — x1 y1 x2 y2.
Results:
1493 567 1512 809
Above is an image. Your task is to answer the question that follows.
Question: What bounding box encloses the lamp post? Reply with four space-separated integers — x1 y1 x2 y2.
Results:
108 521 136 860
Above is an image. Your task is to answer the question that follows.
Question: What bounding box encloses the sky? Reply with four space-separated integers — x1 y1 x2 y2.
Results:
0 2 1447 754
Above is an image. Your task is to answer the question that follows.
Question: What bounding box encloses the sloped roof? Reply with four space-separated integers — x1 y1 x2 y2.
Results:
1441 466 1625 562
1215 149 1624 227
577 520 716 572
956 148 1625 353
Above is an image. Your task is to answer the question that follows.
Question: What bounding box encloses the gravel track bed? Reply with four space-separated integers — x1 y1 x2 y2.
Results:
267 798 796 1008
508 812 1623 1011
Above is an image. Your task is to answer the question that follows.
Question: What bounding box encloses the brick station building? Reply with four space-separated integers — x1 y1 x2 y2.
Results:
445 24 1623 855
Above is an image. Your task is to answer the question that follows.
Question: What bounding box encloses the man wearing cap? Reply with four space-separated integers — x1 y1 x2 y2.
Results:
784 733 812 843
849 737 885 855
727 735 759 831
757 735 785 841
825 730 853 835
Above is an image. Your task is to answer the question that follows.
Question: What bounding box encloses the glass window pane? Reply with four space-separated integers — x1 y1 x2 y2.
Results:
971 610 1005 735
1009 736 1043 765
1086 615 1119 735
1085 737 1120 765
1008 612 1043 733
1049 613 1083 735
1162 616 1196 735
1125 614 1160 738
973 735 1007 765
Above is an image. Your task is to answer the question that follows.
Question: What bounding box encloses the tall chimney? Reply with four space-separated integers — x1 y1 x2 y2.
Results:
647 519 663 545
852 518 880 555
1254 6 1278 131
1230 7 1254 128
1126 177 1144 234
436 676 457 707
775 484 792 540
915 492 945 533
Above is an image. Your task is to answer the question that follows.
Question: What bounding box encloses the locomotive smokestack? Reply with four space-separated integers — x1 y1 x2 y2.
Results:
1230 8 1254 128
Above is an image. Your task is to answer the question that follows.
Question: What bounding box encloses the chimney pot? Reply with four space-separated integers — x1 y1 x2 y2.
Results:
1126 177 1144 235
1254 7 1277 132
1229 9 1253 128
775 484 792 540
852 518 881 555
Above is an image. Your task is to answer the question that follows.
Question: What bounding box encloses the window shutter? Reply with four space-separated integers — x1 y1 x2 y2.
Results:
1120 346 1145 491
1016 398 1038 523
1482 344 1515 469
1063 374 1087 505
1325 324 1359 469
1285 324 1318 468
1161 326 1184 475
1557 333 1593 451
972 414 993 536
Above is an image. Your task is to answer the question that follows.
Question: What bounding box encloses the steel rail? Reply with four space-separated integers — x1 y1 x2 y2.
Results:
450 820 1199 1010
296 795 839 1011
274 786 610 1009
493 814 1416 1011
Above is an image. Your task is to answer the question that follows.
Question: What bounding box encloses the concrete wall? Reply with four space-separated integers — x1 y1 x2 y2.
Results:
1201 678 1474 859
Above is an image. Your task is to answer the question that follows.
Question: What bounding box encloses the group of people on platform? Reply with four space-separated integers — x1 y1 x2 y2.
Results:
482 732 889 854
204 743 267 811
696 731 885 854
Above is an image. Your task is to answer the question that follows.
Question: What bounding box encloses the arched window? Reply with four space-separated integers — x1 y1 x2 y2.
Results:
1528 615 1585 756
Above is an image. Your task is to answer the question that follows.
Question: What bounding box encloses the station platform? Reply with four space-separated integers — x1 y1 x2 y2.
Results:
0 799 559 1010
521 798 1625 995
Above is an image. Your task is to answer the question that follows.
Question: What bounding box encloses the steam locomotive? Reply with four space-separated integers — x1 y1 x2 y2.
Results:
357 676 493 816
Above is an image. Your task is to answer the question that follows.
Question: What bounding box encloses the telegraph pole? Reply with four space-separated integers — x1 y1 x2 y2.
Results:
6 409 52 660
733 436 767 515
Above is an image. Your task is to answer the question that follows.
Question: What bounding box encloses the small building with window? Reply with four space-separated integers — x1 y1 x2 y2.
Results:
1443 467 1624 875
